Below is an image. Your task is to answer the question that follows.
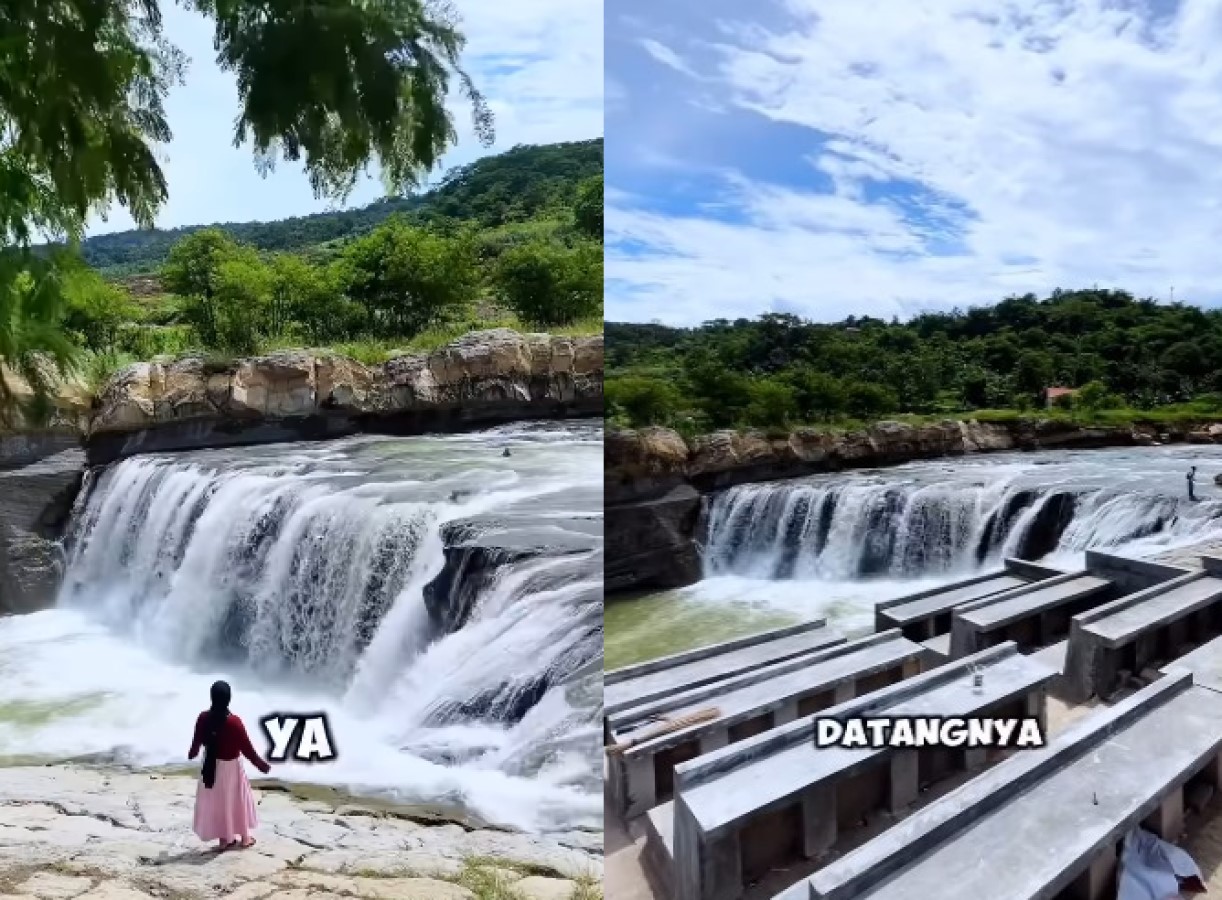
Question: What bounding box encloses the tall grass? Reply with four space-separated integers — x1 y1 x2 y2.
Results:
80 349 136 395
308 314 603 365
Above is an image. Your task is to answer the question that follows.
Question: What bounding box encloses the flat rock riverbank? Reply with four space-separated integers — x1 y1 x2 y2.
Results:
0 766 602 900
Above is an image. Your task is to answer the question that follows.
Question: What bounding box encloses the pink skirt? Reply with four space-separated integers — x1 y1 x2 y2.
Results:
193 757 259 843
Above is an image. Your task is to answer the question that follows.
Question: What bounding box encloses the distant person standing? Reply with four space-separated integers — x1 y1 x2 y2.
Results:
1188 466 1198 501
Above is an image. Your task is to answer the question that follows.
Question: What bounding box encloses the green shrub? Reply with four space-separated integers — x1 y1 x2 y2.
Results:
491 239 601 326
606 376 682 427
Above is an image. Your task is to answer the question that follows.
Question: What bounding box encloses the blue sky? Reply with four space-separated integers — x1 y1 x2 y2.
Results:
606 0 1222 325
88 0 602 235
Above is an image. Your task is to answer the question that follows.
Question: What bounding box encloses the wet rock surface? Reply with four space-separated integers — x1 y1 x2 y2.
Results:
426 492 602 634
0 429 81 471
0 766 601 900
604 486 702 594
0 451 84 615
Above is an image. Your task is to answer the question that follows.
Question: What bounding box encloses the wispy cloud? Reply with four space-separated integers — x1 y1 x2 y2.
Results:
607 0 1218 324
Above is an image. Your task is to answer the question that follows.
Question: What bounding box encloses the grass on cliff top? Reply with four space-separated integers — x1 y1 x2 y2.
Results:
613 401 1222 444
323 314 603 364
179 314 604 367
62 315 604 391
882 403 1222 430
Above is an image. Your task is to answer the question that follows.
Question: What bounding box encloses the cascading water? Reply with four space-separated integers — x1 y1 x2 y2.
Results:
0 422 603 832
628 447 1222 643
704 479 1218 581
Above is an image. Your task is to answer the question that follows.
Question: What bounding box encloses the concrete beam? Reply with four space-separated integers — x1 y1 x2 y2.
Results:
1062 572 1222 703
653 644 1055 900
949 574 1113 659
802 672 1222 900
607 631 923 821
605 620 843 715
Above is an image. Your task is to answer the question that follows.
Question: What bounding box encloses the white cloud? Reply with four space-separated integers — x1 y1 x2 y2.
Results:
90 0 601 235
607 0 1222 324
638 38 702 79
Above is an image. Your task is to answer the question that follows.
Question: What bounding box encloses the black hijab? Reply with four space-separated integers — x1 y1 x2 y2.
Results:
200 680 231 789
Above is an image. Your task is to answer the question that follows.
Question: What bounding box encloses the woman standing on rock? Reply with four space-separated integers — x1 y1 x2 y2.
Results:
188 680 271 851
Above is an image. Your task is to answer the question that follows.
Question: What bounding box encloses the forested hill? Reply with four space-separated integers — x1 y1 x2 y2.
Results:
606 289 1222 430
69 139 603 275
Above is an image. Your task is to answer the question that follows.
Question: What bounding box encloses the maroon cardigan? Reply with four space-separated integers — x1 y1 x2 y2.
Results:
189 712 270 773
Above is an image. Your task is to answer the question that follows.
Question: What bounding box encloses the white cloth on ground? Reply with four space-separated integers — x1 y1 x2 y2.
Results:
1117 827 1202 900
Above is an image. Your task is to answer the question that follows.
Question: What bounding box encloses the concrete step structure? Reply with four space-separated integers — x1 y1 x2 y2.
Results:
948 573 1114 658
776 670 1222 900
920 632 951 662
948 551 1189 660
607 631 928 821
604 620 846 722
649 642 1055 900
948 547 1187 660
875 558 1062 642
1062 558 1222 702
1161 627 1222 694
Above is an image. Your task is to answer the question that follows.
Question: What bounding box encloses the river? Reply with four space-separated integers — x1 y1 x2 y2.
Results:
605 445 1222 670
0 421 602 833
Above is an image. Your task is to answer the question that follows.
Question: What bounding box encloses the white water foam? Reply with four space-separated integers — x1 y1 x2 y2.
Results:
0 423 603 833
692 445 1222 634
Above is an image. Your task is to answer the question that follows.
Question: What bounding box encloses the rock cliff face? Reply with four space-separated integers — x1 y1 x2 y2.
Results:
0 450 83 615
87 329 603 464
605 418 1189 595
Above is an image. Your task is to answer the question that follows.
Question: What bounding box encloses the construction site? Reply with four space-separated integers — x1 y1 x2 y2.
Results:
605 549 1222 900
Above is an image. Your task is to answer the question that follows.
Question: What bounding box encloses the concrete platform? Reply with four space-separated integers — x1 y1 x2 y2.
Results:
948 573 1114 658
874 558 1061 642
920 632 951 662
607 631 927 820
1029 638 1067 675
781 670 1222 900
1063 562 1222 702
605 620 846 718
1162 614 1222 695
656 643 1055 900
642 803 675 897
947 552 1193 661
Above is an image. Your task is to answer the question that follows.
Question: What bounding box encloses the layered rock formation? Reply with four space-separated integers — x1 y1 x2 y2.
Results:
87 329 603 464
0 450 83 615
605 418 1191 594
0 427 81 468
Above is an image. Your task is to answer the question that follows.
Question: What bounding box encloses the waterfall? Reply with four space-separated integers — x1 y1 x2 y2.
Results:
25 425 603 831
704 476 1222 580
61 454 443 684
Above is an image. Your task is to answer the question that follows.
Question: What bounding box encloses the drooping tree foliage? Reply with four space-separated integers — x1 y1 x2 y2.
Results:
0 0 494 422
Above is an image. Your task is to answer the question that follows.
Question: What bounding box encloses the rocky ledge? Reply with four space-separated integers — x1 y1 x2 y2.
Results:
605 418 1205 595
0 450 84 615
86 330 603 465
0 766 601 900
